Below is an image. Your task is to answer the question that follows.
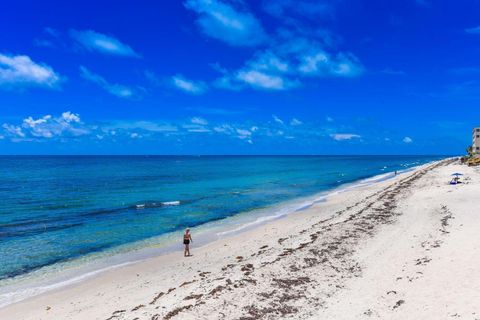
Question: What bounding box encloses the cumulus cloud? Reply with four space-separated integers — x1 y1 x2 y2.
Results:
80 66 135 98
2 111 88 141
61 111 81 123
184 0 266 47
403 136 413 143
214 36 363 91
330 133 361 141
0 53 62 89
70 30 140 57
172 75 207 94
2 124 25 138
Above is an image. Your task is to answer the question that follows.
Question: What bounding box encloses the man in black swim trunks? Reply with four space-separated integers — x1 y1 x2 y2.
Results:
183 228 192 257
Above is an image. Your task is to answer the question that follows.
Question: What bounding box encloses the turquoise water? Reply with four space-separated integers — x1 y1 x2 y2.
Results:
0 155 444 282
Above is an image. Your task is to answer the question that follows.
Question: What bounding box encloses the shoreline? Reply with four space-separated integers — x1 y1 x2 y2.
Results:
0 161 424 309
4 157 479 319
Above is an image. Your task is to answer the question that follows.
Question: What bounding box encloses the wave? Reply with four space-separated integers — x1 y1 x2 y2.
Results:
133 200 181 209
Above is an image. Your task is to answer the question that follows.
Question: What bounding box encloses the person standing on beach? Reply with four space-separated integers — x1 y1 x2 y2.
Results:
183 228 192 257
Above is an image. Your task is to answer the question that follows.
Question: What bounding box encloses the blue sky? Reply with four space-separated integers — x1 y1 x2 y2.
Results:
0 0 479 155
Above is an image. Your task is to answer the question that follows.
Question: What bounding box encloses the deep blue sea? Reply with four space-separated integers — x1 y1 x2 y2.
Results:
0 155 444 286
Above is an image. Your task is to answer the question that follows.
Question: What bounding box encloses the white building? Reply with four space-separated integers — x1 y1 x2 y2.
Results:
473 127 480 154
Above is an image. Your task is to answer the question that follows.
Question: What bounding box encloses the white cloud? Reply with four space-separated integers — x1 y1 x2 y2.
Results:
2 111 88 141
236 128 251 137
0 53 62 89
272 115 284 125
70 30 140 57
23 115 54 138
61 111 80 123
191 117 208 125
290 118 302 126
187 128 211 133
298 52 363 77
213 124 234 134
247 51 290 74
236 70 296 90
2 124 25 138
330 133 361 141
183 121 211 133
130 133 141 139
184 0 266 47
80 66 135 98
403 136 413 143
215 36 363 91
172 75 207 94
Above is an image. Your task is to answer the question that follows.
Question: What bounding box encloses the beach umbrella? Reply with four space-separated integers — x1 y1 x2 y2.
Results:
451 173 463 176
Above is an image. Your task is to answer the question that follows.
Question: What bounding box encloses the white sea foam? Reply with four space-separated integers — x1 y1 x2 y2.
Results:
162 201 180 206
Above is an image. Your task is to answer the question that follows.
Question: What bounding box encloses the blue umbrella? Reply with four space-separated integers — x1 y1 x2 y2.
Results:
451 173 463 176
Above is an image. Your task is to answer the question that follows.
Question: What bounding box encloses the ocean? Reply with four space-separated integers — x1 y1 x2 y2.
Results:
0 155 444 305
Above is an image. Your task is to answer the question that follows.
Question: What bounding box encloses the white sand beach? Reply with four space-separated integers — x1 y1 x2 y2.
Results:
1 158 480 320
